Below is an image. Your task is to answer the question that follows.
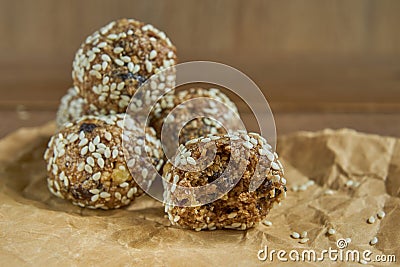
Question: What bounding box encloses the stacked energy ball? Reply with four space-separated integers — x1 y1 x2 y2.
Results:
44 18 286 230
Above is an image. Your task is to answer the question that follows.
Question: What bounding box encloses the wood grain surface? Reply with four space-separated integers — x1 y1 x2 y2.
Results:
0 0 399 137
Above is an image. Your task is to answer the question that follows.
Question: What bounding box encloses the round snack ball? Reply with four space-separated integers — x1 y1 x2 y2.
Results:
162 131 286 231
44 114 163 209
56 87 88 128
152 87 242 141
72 18 177 114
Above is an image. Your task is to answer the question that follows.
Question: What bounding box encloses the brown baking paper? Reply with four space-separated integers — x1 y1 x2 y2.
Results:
0 123 399 266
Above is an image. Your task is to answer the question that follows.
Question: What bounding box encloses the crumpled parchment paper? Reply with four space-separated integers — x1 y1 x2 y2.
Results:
0 123 399 266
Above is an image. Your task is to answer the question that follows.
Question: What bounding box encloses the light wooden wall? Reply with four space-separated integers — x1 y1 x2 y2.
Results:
1 0 400 109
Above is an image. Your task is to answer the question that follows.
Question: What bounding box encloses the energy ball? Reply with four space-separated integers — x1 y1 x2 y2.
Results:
162 132 286 231
152 87 243 143
44 114 163 209
72 18 177 114
56 87 88 128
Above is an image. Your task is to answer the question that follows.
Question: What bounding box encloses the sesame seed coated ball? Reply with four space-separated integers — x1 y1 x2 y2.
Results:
56 87 88 128
44 114 163 209
72 18 177 114
162 132 286 231
151 87 242 142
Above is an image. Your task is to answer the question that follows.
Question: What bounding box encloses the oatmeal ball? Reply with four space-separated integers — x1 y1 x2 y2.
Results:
72 18 177 114
56 87 88 128
162 132 286 231
151 87 242 142
44 114 163 209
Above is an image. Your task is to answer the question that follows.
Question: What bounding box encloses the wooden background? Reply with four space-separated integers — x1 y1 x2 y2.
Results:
1 0 400 138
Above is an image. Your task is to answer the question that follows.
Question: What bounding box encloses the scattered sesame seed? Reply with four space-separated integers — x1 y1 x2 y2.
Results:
228 212 238 219
201 137 211 143
128 62 134 72
115 192 122 200
370 237 378 245
89 70 101 79
367 216 376 224
102 61 108 71
173 215 181 222
134 146 141 154
345 180 354 187
324 189 335 195
281 177 287 185
127 158 135 168
300 231 308 239
104 132 112 141
298 238 309 244
115 59 124 66
291 232 300 239
121 56 131 63
77 162 85 172
127 187 136 198
107 33 118 39
262 220 272 226
328 228 336 235
97 42 107 48
345 237 352 244
231 223 242 228
104 148 111 158
142 169 148 178
377 210 385 219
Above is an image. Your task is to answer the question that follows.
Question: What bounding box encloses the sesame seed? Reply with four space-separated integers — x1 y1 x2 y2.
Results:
63 177 69 187
117 82 125 90
89 70 101 79
291 232 300 239
127 158 135 168
91 194 99 202
121 56 131 62
100 192 111 198
228 212 237 219
133 65 140 73
115 59 124 66
93 136 100 145
299 238 309 244
104 148 111 158
328 228 336 235
187 157 196 165
78 138 88 147
120 182 129 188
97 42 107 48
92 172 101 181
173 215 180 222
370 237 378 245
367 216 376 224
104 132 112 141
97 158 105 168
300 231 308 238
231 223 242 228
80 146 88 156
92 64 101 71
107 33 118 39
89 189 100 194
113 47 123 54
243 141 253 149
134 146 141 154
271 162 280 170
145 60 152 73
377 210 385 219
281 177 287 185
201 137 211 143
92 152 101 159
324 189 335 195
127 188 135 198
86 156 95 167
171 183 177 193
101 54 111 62
127 62 134 72
77 162 85 172
149 50 157 59
345 237 352 244
112 149 119 158
102 76 109 85
115 192 122 200
89 142 95 152
85 164 93 174
79 131 85 140
262 220 272 226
